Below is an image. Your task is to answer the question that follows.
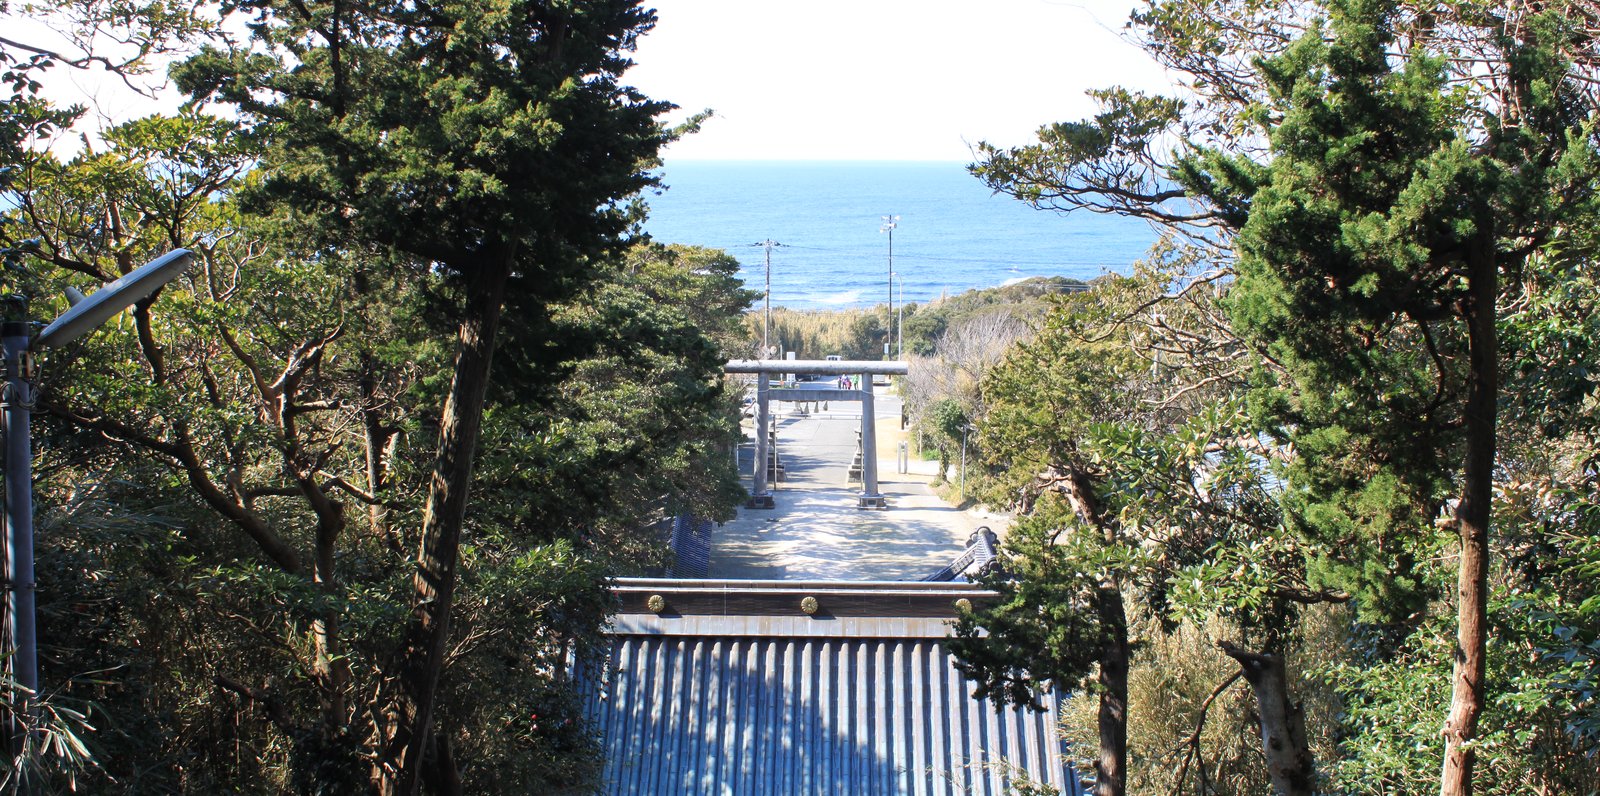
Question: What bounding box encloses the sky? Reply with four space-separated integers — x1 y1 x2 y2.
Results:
13 0 1176 162
626 0 1175 161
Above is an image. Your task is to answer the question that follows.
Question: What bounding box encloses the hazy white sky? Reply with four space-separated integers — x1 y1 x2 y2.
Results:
628 0 1174 161
16 0 1174 161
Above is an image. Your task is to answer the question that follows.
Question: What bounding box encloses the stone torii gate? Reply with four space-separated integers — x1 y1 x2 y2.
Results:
725 359 909 509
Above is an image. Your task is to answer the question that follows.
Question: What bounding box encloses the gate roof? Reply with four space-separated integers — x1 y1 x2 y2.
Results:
585 579 1080 795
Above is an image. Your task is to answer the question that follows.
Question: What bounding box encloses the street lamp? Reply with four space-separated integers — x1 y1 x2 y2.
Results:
880 215 898 359
5 248 195 748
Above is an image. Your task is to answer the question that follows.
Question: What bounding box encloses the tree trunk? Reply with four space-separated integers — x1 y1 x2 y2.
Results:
1442 238 1497 796
1220 642 1315 796
361 349 397 550
1095 583 1129 796
378 253 513 795
1059 463 1128 796
354 267 399 552
311 509 351 737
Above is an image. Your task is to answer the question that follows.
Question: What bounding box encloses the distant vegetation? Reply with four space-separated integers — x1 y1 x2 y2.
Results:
744 276 1087 361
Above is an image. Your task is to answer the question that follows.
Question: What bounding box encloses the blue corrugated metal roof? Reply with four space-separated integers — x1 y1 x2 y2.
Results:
586 580 1081 795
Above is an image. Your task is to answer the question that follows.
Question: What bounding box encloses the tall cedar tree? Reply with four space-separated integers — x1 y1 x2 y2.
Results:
1191 5 1598 792
175 2 672 792
973 2 1598 793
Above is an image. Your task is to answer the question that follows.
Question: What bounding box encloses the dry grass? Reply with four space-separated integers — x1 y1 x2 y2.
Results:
1058 607 1346 795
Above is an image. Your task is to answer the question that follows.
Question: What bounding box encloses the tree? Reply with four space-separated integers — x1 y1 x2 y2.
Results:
475 242 752 562
5 105 411 790
1 2 752 791
921 398 965 481
900 309 1031 473
173 1 675 789
1195 6 1598 792
949 293 1144 796
952 260 1339 796
4 122 750 793
972 2 1600 792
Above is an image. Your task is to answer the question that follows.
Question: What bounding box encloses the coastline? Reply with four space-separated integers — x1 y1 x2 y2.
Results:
641 160 1154 310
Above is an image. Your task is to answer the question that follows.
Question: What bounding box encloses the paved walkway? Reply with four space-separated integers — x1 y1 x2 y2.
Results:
709 384 1008 581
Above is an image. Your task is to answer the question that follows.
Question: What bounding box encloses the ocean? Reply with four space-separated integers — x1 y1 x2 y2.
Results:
639 160 1159 310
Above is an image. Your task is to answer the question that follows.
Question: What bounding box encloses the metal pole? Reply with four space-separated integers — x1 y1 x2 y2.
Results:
896 273 904 358
763 244 771 355
880 216 897 360
753 240 780 357
4 320 37 749
887 228 894 358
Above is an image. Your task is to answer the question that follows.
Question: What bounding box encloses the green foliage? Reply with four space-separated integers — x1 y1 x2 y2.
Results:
970 87 1194 226
967 0 1600 790
440 541 612 790
174 0 671 294
901 276 1082 357
158 1 693 787
954 267 1300 700
1318 595 1600 795
1169 0 1600 634
1 39 744 787
1192 7 1477 624
1500 246 1600 441
747 306 881 360
920 397 965 480
0 54 78 282
951 495 1111 710
973 285 1143 506
474 242 751 560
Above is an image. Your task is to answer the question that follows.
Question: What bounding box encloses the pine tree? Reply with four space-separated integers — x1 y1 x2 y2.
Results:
1193 3 1599 791
176 2 673 791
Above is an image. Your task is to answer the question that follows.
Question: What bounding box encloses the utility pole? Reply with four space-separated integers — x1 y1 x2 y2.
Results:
880 215 898 359
894 271 904 358
751 240 783 357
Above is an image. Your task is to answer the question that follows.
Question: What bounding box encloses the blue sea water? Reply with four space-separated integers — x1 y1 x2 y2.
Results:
640 161 1159 310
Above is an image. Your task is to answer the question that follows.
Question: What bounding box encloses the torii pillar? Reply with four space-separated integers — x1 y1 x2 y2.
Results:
725 359 908 510
748 373 774 508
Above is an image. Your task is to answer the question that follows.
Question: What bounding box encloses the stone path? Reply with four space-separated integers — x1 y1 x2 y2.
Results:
709 384 1008 580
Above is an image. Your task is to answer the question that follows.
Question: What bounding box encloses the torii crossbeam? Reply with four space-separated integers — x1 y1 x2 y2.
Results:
724 359 909 509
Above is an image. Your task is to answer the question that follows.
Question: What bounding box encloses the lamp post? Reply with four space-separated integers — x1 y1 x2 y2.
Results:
880 215 898 359
5 249 194 751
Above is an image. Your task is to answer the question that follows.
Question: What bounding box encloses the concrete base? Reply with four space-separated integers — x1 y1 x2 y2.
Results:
746 493 776 509
856 494 888 509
